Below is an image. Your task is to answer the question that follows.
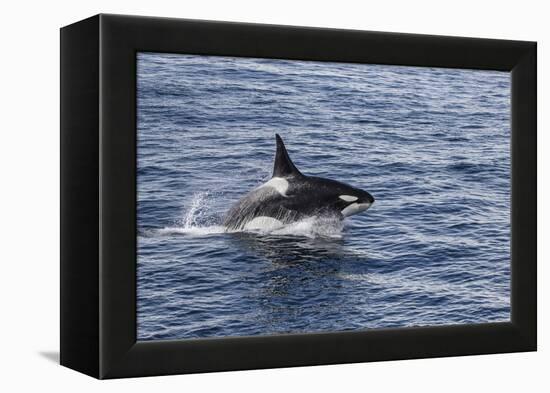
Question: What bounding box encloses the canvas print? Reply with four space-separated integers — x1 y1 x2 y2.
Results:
136 52 510 341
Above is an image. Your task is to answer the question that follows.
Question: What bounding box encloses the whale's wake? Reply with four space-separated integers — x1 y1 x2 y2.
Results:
156 191 345 239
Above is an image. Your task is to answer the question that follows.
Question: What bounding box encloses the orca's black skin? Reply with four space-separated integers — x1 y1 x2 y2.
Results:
223 134 374 230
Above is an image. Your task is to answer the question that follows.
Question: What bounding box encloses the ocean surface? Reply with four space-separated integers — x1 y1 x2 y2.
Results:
136 52 511 341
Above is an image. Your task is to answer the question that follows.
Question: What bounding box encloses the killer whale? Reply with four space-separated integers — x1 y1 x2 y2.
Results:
223 134 374 231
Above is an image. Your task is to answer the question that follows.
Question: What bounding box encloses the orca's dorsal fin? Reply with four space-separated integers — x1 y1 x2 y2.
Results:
273 134 302 178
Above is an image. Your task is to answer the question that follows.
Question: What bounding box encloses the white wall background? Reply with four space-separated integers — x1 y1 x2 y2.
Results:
0 0 546 391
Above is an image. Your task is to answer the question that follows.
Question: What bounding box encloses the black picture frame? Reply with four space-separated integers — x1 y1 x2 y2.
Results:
60 14 536 379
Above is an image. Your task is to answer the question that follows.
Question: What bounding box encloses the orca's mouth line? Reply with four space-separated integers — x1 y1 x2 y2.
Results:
341 202 372 218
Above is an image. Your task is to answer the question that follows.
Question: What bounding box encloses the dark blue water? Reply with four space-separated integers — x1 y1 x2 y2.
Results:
136 52 510 341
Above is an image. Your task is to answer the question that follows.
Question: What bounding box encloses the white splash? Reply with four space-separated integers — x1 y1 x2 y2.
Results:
182 191 209 228
243 215 344 239
158 225 227 236
159 191 226 237
156 192 345 239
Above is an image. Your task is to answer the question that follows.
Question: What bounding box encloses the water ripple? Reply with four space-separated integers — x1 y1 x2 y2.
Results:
136 53 510 340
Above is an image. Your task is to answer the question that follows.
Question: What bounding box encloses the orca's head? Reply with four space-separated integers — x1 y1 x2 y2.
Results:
336 186 375 217
317 178 375 217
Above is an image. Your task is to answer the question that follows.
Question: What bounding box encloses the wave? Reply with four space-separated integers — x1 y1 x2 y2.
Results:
155 192 345 239
157 225 227 236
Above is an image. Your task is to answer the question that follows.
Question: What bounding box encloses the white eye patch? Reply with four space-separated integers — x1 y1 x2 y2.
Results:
339 195 358 202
